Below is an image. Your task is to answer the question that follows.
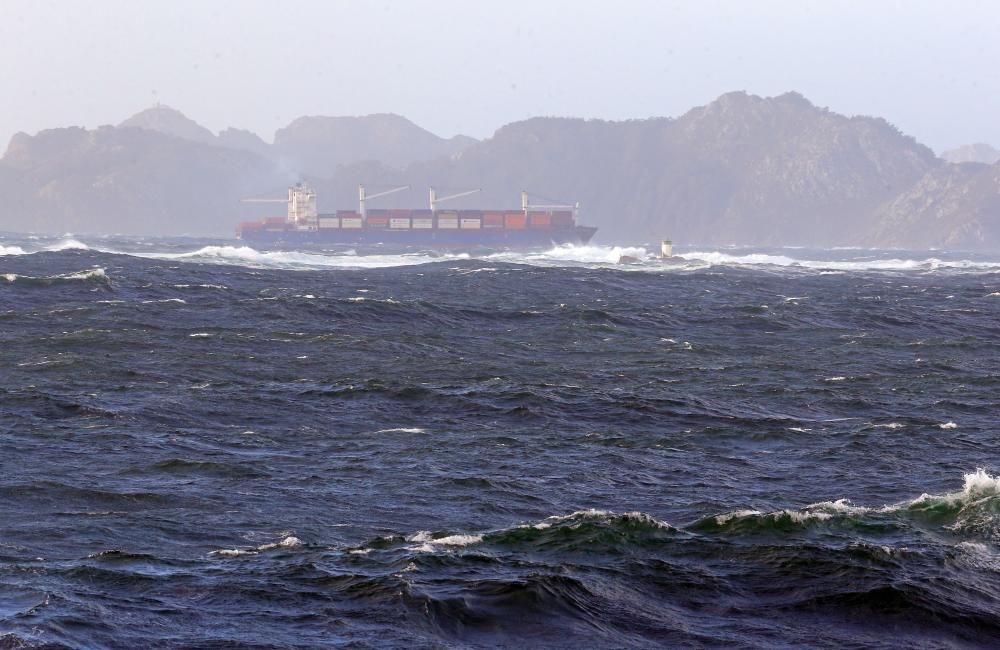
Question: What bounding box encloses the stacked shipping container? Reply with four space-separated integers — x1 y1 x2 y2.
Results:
251 206 577 233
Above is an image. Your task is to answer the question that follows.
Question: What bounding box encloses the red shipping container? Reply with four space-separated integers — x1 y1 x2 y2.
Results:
551 211 574 226
483 212 505 227
529 212 551 227
505 212 526 229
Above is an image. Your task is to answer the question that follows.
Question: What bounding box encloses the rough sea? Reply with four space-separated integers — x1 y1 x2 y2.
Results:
2 235 999 649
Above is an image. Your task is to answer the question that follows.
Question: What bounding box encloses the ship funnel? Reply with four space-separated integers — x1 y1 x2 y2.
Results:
660 240 673 258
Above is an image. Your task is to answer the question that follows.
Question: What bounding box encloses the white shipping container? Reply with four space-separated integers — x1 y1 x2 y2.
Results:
318 218 340 229
412 218 434 229
341 217 363 229
460 219 482 229
437 218 459 229
390 218 411 229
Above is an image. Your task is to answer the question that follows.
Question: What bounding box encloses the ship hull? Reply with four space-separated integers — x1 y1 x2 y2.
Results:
239 225 598 251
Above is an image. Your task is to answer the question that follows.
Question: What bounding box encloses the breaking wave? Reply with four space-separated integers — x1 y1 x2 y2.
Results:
44 238 91 252
2 268 108 286
138 245 469 270
679 250 1000 272
693 469 1000 540
360 472 999 556
212 535 303 558
487 244 651 266
128 243 1000 274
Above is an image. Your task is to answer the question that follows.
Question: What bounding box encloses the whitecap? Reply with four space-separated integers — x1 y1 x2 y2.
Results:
212 534 302 557
260 536 302 550
172 283 228 290
488 243 650 266
45 239 90 252
61 268 106 281
136 245 468 271
0 244 27 256
804 498 872 517
785 510 834 523
211 548 258 558
3 268 106 283
961 468 1000 497
677 250 1000 273
532 508 673 530
428 534 482 547
714 509 763 525
938 422 958 429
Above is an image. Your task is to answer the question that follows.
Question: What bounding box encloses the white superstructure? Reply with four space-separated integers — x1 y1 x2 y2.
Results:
287 184 318 225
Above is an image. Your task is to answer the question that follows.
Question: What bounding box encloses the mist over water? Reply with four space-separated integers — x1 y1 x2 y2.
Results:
2 235 1000 647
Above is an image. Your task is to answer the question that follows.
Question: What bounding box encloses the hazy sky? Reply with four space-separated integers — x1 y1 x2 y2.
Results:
2 0 998 152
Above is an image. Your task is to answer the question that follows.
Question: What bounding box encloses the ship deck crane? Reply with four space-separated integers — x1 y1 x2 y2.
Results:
521 191 579 215
359 184 410 219
430 187 481 212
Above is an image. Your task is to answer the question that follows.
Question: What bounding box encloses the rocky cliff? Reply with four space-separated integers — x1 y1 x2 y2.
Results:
2 94 998 248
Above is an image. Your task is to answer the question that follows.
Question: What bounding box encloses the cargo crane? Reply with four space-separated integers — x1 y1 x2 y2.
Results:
521 191 579 217
429 187 481 212
359 184 410 219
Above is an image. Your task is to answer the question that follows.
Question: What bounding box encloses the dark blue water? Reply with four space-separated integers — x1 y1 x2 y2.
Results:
2 236 1000 648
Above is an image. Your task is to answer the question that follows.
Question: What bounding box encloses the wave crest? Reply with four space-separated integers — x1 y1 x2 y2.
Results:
695 470 1000 540
2 268 108 286
44 238 90 252
141 245 467 270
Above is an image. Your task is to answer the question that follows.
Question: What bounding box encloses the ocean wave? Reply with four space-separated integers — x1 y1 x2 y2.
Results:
353 509 677 559
405 531 485 552
694 469 1000 539
44 238 91 252
136 245 469 270
13 237 1000 275
355 472 997 560
2 268 108 286
680 250 1000 272
487 244 651 266
212 535 302 558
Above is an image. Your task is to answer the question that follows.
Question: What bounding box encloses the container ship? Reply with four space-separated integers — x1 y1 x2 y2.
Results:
237 184 597 249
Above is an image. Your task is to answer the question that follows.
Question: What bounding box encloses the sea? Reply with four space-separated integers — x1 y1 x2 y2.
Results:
1 234 999 649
